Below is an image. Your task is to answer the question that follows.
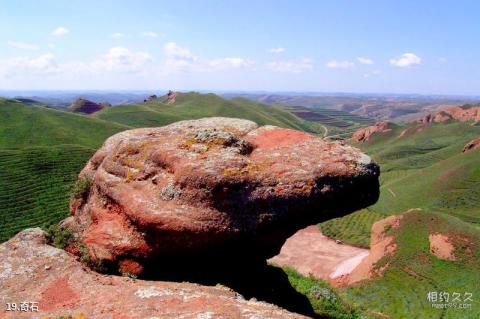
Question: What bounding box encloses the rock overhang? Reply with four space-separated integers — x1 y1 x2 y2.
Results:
65 117 380 273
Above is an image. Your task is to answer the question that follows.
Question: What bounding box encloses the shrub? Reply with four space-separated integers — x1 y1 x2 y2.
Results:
45 225 74 249
71 175 93 199
122 272 138 279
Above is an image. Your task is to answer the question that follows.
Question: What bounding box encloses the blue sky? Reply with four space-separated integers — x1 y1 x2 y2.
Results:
0 0 479 95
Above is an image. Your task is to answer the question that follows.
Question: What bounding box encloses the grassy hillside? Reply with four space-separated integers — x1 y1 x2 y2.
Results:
95 92 324 134
283 105 374 139
0 99 129 149
320 122 480 246
0 93 325 242
0 99 130 242
309 211 480 318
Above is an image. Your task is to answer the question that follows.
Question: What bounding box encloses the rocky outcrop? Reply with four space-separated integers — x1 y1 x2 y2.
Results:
419 105 480 124
463 137 480 152
332 214 402 287
0 228 306 319
64 117 380 275
164 90 177 104
351 122 392 142
69 98 107 114
143 95 158 103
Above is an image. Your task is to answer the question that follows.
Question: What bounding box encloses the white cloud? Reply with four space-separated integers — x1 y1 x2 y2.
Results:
363 70 382 78
112 32 125 38
438 57 447 63
357 57 373 65
326 60 355 69
51 27 69 36
267 58 313 73
390 53 421 67
164 42 198 72
1 54 59 77
7 41 38 50
91 47 152 73
139 31 158 38
209 57 255 69
164 42 254 73
268 47 285 54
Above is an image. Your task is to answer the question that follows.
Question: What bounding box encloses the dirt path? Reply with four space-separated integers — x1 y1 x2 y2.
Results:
269 225 369 283
320 124 328 137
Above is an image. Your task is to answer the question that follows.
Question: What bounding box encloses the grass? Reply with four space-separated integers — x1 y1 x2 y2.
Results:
0 145 96 242
0 99 128 242
320 209 385 247
318 121 480 318
96 92 325 134
0 93 332 243
3 95 479 318
282 267 368 319
0 98 129 149
342 211 480 319
283 105 373 139
320 122 480 246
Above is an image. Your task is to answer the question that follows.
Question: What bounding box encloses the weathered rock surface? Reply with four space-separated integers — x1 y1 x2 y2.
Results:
65 117 379 274
164 90 177 104
0 228 306 319
463 137 480 152
351 122 392 142
419 105 480 124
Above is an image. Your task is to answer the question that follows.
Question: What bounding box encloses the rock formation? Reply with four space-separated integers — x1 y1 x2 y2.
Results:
143 95 158 103
463 137 480 152
351 122 392 142
0 228 306 319
63 117 380 276
164 90 177 104
69 98 108 114
419 105 480 124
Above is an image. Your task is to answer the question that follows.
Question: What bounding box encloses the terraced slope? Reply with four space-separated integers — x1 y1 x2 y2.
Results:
283 106 374 139
320 122 480 246
0 99 130 242
95 92 324 134
0 146 95 242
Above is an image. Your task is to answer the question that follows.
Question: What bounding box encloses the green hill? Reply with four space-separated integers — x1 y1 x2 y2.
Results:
298 210 480 319
283 105 374 139
0 99 129 149
95 92 324 134
0 93 324 242
0 99 130 241
320 121 480 246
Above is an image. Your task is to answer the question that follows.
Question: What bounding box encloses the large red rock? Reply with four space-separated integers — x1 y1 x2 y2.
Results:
64 117 380 274
351 122 392 142
0 228 306 319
